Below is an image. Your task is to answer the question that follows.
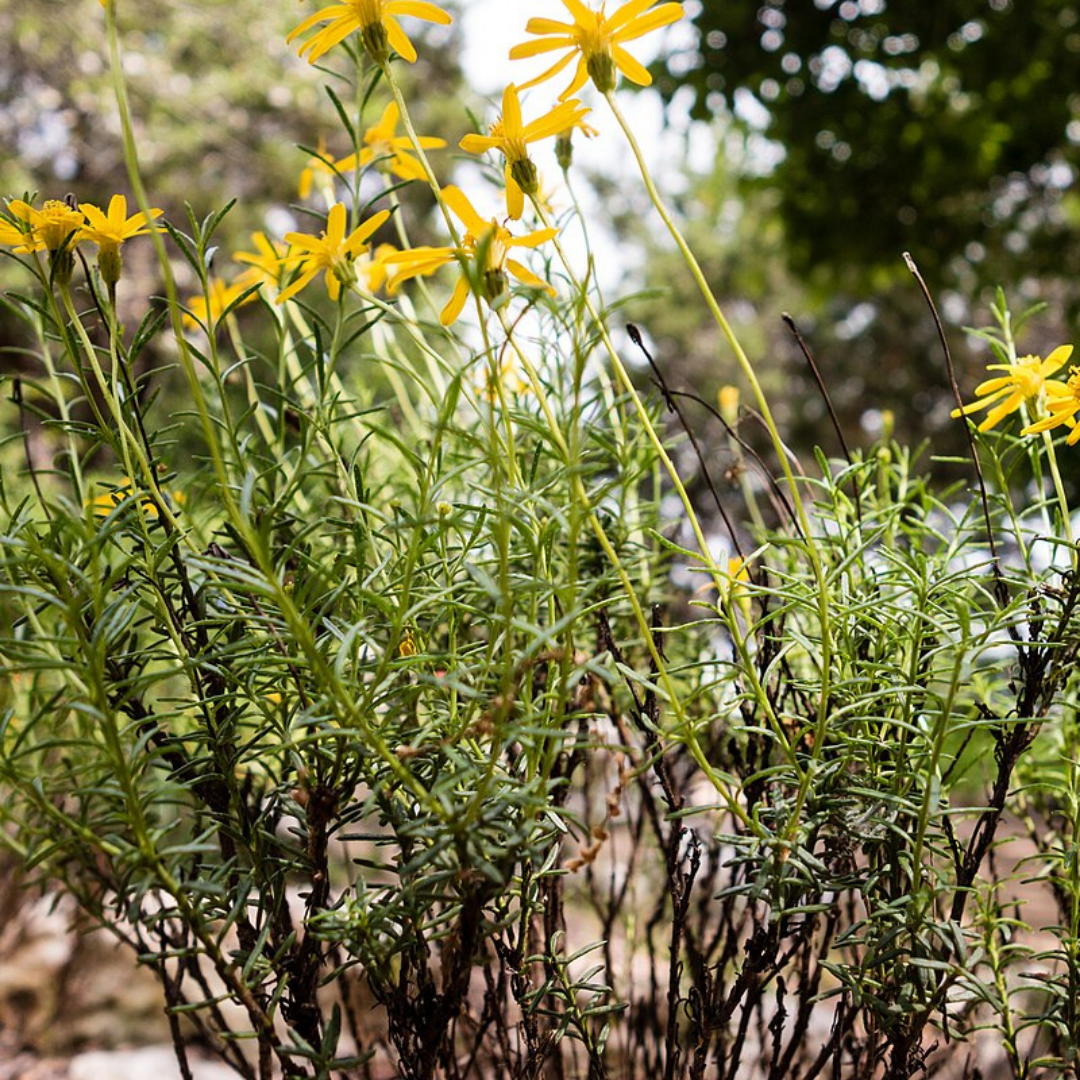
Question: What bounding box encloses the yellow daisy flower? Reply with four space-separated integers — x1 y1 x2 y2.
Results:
87 477 182 519
287 0 452 67
183 277 258 331
386 186 556 326
336 102 445 184
275 202 391 304
459 84 590 219
0 214 43 254
78 195 162 286
8 199 84 253
510 0 684 100
233 232 289 291
951 345 1073 432
356 242 397 292
298 137 340 202
1022 362 1080 444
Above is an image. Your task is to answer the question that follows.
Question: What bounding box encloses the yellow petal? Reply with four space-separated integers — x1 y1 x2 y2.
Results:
387 0 452 24
442 186 488 236
612 44 652 86
511 37 575 59
977 392 1021 432
1041 344 1074 376
612 2 684 43
507 259 555 294
384 16 418 62
440 273 471 325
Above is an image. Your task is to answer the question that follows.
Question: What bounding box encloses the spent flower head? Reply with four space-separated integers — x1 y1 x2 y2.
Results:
950 345 1073 433
510 0 683 100
459 84 590 218
276 202 391 304
287 0 452 67
387 186 556 326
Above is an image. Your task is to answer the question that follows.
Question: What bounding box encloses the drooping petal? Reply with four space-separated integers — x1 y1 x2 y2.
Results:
557 57 591 100
507 259 555 294
517 52 576 93
977 391 1022 432
440 273 472 326
384 16 418 63
505 169 524 220
611 44 652 86
275 266 321 304
389 151 429 182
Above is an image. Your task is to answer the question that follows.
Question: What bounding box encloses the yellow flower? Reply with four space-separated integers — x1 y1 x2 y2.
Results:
8 199 84 253
951 346 1072 432
718 385 739 425
386 186 556 326
88 477 182 519
356 242 397 292
477 355 531 402
398 630 418 657
233 232 289 291
183 277 257 331
336 102 445 184
459 84 590 218
77 195 162 286
298 137 340 201
275 202 391 304
0 214 43 254
510 0 683 100
1022 363 1080 444
287 0 452 67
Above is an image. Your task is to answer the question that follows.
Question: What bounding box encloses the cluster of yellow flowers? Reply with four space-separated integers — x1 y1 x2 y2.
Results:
4 1 683 334
267 0 682 324
952 345 1080 445
0 195 161 286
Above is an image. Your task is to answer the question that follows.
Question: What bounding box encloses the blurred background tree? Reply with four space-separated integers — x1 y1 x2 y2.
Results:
629 0 1080 483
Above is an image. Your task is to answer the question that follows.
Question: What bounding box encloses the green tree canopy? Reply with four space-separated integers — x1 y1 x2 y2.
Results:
658 0 1080 296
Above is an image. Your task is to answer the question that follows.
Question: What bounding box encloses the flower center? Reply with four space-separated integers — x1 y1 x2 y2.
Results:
1013 355 1045 400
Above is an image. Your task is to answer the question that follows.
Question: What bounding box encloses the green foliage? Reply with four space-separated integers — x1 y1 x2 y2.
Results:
4 3 1080 1078
663 0 1080 297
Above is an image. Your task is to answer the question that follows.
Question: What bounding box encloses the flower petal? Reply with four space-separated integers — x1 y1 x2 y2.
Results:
611 44 652 86
440 273 471 325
